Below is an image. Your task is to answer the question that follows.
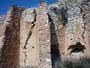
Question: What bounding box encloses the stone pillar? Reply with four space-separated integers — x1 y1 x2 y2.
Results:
20 7 52 68
20 8 40 67
1 5 23 68
36 7 52 68
57 22 66 57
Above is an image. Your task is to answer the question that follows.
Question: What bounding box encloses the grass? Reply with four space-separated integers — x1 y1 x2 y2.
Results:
55 58 90 68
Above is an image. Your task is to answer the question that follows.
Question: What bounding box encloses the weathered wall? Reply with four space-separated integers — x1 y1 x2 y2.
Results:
62 0 90 59
1 5 24 68
0 0 90 68
0 15 6 62
20 4 52 67
20 8 40 67
48 0 90 61
80 0 90 58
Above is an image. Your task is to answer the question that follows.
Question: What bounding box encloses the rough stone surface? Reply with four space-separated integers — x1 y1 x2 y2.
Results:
0 15 5 24
80 0 90 58
0 5 24 68
0 0 90 68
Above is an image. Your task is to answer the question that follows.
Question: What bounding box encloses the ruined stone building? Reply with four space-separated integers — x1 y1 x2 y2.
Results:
0 0 90 68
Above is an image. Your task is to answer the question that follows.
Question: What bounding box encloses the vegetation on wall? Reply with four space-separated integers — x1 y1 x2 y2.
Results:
52 7 68 26
55 58 90 68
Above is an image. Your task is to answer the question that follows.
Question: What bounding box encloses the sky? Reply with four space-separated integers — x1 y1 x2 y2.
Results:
0 0 56 15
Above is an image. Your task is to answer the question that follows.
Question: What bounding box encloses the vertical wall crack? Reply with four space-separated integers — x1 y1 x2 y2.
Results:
80 7 87 44
23 9 36 67
24 9 36 49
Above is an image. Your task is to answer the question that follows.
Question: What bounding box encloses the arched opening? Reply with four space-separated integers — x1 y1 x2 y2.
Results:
68 42 86 55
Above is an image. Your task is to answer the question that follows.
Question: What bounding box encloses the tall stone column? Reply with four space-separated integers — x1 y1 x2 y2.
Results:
20 6 52 68
20 8 40 67
36 5 52 68
1 5 23 68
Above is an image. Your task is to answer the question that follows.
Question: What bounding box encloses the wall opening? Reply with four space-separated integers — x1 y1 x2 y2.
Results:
68 42 86 55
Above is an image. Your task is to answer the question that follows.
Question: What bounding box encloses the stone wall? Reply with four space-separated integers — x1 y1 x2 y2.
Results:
20 4 52 67
1 5 24 68
80 0 90 57
20 8 40 67
0 0 90 68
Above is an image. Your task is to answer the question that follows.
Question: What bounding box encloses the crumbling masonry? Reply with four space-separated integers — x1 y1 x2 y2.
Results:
0 0 90 68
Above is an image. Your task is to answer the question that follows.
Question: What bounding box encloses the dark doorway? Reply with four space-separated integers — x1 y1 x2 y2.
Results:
68 42 86 55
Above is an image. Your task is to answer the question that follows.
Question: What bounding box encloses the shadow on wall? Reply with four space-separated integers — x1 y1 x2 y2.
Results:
48 6 68 68
48 13 60 68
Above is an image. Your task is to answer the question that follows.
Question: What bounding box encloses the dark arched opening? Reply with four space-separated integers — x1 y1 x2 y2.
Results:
68 42 86 55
